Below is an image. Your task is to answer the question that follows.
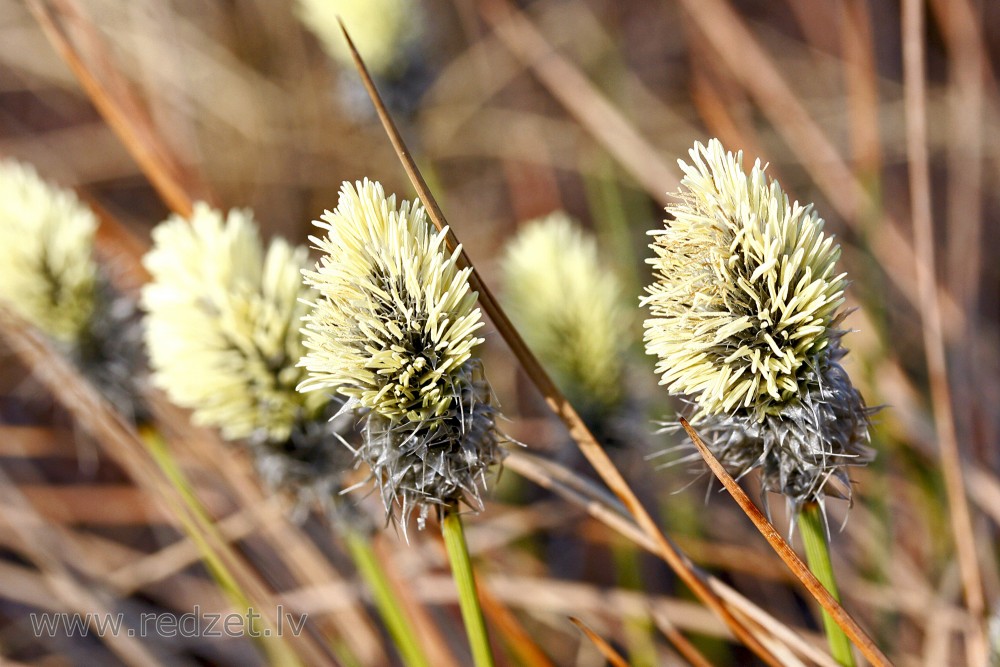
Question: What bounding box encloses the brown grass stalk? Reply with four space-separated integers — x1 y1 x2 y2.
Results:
680 418 891 667
26 0 211 216
0 311 336 666
901 1 986 664
569 617 628 667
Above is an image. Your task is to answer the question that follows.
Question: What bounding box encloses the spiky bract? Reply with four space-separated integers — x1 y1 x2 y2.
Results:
501 212 629 419
299 180 505 528
0 159 97 343
644 139 873 508
142 203 325 442
295 0 420 77
358 362 505 530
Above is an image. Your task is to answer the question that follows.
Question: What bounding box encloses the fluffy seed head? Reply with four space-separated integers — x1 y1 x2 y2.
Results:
295 0 420 77
0 159 97 343
501 212 629 418
643 139 847 422
299 180 504 528
142 203 325 442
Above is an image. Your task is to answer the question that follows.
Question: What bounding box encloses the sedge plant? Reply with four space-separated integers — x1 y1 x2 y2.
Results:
298 179 507 667
642 139 876 666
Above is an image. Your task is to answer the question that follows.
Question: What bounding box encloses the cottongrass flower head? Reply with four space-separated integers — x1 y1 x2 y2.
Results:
299 179 506 530
0 159 97 343
142 203 327 444
642 139 874 511
501 212 630 422
295 0 421 78
0 159 147 421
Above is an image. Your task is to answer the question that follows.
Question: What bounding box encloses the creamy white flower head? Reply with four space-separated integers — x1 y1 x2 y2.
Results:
0 159 97 343
295 0 420 77
142 203 324 442
299 179 504 529
501 212 629 418
644 139 873 509
643 139 847 421
299 179 484 425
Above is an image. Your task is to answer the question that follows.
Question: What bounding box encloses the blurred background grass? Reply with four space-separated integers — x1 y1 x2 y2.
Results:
1 0 998 665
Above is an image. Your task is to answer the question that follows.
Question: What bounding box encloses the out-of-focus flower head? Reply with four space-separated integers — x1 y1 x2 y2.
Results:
642 139 874 510
0 159 97 343
295 0 421 78
501 212 630 422
299 179 506 530
142 203 326 443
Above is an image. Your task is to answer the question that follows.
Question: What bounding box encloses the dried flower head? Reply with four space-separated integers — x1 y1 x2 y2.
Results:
142 203 326 443
299 179 506 529
501 212 629 420
643 139 873 509
295 0 420 77
0 159 97 343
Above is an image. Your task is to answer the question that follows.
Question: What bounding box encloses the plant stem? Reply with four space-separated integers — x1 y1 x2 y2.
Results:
343 528 431 667
799 503 855 667
441 510 494 667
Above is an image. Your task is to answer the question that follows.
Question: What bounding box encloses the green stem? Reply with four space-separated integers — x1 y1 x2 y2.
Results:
799 503 855 667
441 510 494 667
344 529 431 667
141 426 302 666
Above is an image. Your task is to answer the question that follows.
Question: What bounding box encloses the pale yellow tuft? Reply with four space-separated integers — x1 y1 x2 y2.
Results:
0 159 97 343
142 203 324 442
295 0 420 77
501 212 629 417
642 139 847 420
299 179 484 426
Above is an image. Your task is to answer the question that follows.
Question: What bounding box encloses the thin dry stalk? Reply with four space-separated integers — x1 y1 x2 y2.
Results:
680 419 892 667
901 1 986 664
0 312 335 666
840 0 883 185
648 609 715 667
569 617 629 667
475 576 555 667
26 0 211 216
0 466 167 666
929 0 986 318
338 22 785 666
479 0 679 202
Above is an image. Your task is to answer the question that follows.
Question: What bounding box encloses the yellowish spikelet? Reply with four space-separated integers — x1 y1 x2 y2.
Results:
299 179 484 426
295 0 420 77
0 159 97 343
142 203 324 442
501 212 629 417
299 179 505 528
642 139 847 421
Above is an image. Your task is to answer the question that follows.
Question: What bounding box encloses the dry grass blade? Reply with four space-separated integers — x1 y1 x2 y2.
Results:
901 1 986 663
679 418 891 667
568 617 628 667
0 466 167 666
479 0 679 202
25 0 211 216
648 609 715 667
337 20 784 666
0 311 335 666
